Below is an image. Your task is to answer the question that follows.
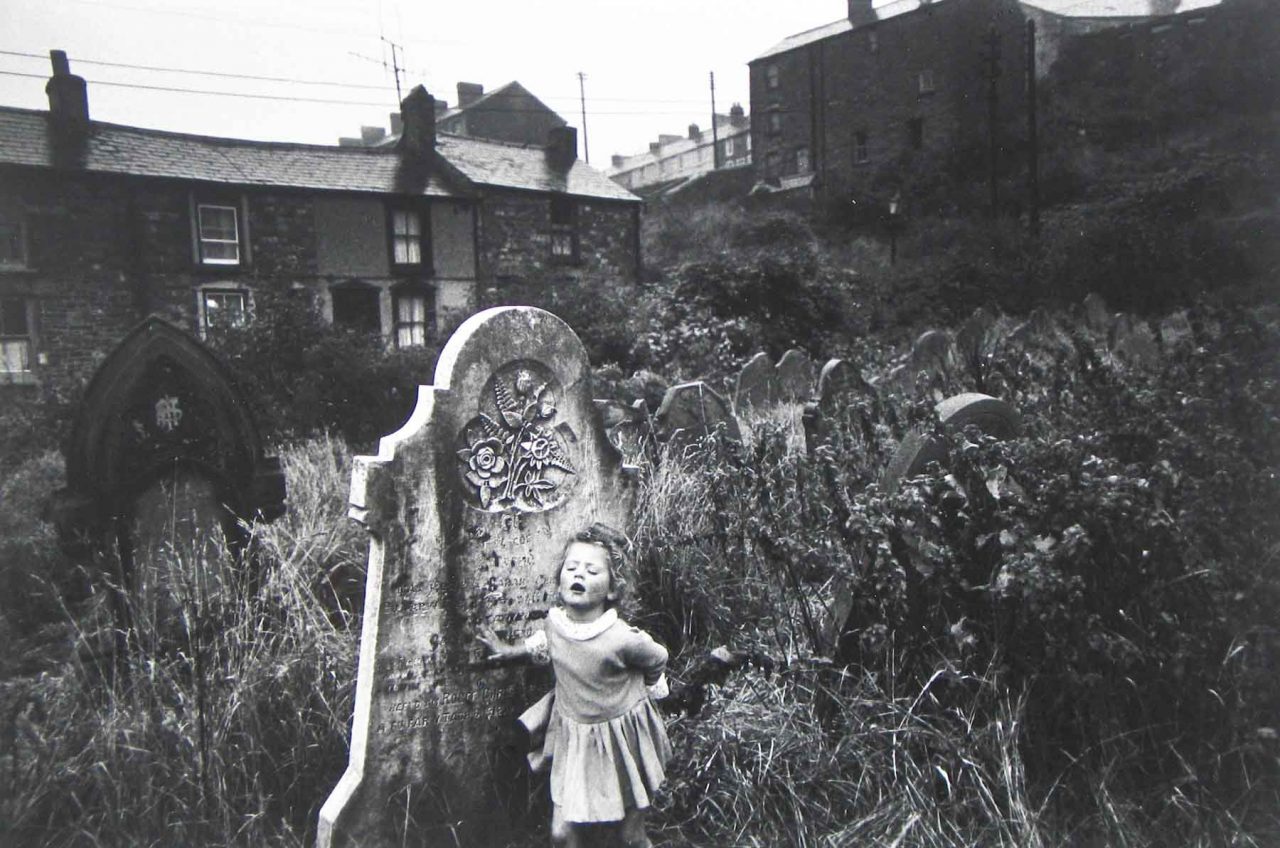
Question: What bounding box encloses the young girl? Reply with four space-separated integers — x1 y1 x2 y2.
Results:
479 525 671 848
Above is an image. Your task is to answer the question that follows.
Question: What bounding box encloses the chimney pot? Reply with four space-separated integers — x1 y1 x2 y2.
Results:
457 82 484 108
46 49 89 128
399 85 437 156
547 126 578 170
688 123 700 140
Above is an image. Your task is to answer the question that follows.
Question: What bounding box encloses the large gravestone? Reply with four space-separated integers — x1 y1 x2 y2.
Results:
49 317 285 629
882 393 1023 492
774 348 816 403
803 358 876 455
318 307 636 847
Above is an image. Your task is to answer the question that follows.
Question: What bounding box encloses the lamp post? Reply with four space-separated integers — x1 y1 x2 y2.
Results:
888 191 901 265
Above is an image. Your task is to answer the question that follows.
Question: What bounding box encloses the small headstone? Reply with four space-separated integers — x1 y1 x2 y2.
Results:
955 307 998 370
318 307 636 847
734 351 778 413
774 348 816 403
1083 293 1110 334
655 381 742 449
593 398 649 465
49 317 285 629
621 369 670 415
1110 314 1160 367
816 358 873 413
1159 310 1195 351
910 329 955 381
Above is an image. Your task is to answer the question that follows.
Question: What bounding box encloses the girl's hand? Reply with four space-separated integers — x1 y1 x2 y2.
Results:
477 629 521 662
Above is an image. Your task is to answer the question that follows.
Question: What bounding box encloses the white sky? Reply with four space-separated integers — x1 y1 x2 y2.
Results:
0 0 845 164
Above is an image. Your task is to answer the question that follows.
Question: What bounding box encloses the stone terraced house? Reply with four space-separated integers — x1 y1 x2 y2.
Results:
0 52 640 393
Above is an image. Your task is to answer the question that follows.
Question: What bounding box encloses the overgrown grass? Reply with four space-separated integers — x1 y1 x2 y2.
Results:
0 437 362 847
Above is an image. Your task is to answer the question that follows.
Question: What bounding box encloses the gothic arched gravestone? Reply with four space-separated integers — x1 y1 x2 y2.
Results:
49 317 285 627
318 307 637 847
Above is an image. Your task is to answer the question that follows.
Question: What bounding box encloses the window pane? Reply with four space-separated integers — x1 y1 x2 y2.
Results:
203 241 239 262
205 292 247 328
394 236 421 265
333 286 381 332
397 293 426 323
0 298 28 335
0 222 23 264
0 339 29 373
550 231 574 257
199 206 238 241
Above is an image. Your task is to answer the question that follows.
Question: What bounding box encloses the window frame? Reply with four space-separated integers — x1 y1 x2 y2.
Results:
190 196 250 268
548 196 579 265
0 194 29 271
917 69 936 96
0 296 36 380
768 112 782 136
795 147 810 174
766 64 780 90
330 280 383 335
853 130 869 165
387 202 432 273
197 285 251 336
391 282 434 348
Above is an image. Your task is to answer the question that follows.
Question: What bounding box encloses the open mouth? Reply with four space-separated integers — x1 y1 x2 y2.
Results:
569 581 586 593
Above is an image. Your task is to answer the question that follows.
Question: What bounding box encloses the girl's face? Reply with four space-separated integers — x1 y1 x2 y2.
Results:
558 541 614 620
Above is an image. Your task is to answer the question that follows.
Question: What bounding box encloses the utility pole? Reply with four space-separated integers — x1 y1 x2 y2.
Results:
982 26 1001 219
1026 19 1040 235
710 71 720 169
577 71 590 164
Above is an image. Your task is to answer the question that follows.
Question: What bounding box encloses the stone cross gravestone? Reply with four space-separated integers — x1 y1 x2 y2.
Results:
49 317 285 632
318 307 636 847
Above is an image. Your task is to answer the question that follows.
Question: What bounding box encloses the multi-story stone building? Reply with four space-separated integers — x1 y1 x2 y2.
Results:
749 0 1029 199
0 53 639 393
606 105 752 195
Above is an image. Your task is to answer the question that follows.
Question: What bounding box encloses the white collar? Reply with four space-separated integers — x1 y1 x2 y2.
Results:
549 606 617 640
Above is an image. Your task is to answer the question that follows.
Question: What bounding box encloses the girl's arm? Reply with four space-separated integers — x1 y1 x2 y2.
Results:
619 626 668 686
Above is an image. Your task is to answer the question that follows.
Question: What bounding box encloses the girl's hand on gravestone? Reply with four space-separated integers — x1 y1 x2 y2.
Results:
477 629 524 662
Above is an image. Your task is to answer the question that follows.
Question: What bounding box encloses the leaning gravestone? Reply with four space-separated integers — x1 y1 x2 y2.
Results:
49 317 285 632
655 381 742 450
803 358 876 455
774 348 816 403
318 307 636 847
734 351 779 414
911 329 955 381
881 393 1022 492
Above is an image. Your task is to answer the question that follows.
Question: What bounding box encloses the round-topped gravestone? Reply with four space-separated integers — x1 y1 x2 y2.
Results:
656 381 741 450
734 351 778 414
318 307 638 847
911 329 955 380
775 348 816 403
882 392 1022 491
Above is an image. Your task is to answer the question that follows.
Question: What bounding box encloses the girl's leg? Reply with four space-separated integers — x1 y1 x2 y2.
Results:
618 808 652 848
550 803 581 848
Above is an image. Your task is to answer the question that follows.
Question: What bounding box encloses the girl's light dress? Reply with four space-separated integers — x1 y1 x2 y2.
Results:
519 607 672 823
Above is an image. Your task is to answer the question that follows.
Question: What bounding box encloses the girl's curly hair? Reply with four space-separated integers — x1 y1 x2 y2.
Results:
557 523 635 612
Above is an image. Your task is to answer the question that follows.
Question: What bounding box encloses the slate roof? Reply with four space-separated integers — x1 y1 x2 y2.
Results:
0 106 637 203
437 132 637 201
753 0 1220 61
439 81 564 125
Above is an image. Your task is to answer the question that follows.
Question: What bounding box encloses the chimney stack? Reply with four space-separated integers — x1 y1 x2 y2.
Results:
729 103 747 128
457 82 484 108
688 123 700 140
360 125 386 145
847 0 876 25
390 112 403 135
46 50 89 129
398 85 437 157
611 154 625 168
546 126 578 170
434 100 448 118
649 142 660 154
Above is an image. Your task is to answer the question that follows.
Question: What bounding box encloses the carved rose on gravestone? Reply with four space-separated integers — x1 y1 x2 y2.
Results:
457 367 576 512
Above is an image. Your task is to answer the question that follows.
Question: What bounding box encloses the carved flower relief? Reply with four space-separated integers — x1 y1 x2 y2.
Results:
459 437 510 508
457 367 576 512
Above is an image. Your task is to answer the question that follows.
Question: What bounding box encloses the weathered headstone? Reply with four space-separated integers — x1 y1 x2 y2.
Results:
774 348 816 403
49 317 285 629
318 307 636 847
955 307 999 372
1083 293 1110 335
655 381 742 449
881 393 1022 492
1109 314 1160 367
1159 310 1195 351
803 358 876 454
911 329 955 381
734 351 779 414
593 397 650 465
